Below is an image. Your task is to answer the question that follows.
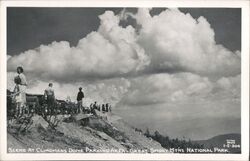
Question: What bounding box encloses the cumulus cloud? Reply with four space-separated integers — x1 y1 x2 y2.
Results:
136 8 241 77
7 8 240 83
214 74 241 101
7 8 241 111
8 71 130 106
116 72 241 140
7 11 149 82
118 72 240 106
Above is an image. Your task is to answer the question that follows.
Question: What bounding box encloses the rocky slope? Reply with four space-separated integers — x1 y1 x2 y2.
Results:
7 111 166 153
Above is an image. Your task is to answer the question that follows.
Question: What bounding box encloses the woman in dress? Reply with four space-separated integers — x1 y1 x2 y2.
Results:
14 66 27 117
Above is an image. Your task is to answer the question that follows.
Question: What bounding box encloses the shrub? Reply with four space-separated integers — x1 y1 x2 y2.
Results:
144 129 204 152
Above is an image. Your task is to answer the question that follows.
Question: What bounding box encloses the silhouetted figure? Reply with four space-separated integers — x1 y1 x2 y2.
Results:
105 103 109 112
77 87 84 113
93 101 97 110
102 104 105 112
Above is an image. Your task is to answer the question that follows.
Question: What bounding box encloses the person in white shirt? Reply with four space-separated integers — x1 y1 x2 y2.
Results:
14 66 27 117
44 83 55 115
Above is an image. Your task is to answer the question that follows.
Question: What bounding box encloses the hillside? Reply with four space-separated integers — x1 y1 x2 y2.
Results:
193 133 241 153
7 111 166 153
7 106 240 154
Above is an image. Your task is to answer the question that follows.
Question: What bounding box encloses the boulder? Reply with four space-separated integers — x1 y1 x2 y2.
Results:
30 115 49 129
73 113 92 121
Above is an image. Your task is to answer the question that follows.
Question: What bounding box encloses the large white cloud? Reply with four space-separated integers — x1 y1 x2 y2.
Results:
7 8 241 112
7 8 240 83
136 8 240 77
7 11 149 82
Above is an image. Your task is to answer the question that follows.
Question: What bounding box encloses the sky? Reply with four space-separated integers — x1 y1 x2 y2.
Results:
7 8 241 140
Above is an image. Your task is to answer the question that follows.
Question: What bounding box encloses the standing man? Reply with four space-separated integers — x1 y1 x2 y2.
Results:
44 83 55 115
77 87 84 113
93 101 97 110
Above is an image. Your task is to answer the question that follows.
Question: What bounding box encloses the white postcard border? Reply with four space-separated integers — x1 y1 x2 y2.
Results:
0 0 249 160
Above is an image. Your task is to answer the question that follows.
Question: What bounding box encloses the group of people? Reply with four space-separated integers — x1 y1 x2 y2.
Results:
43 85 86 115
12 66 56 117
11 66 111 117
90 102 112 113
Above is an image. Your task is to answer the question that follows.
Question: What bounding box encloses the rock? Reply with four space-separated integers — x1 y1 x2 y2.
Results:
121 142 134 149
96 131 109 141
73 113 92 121
30 115 49 129
94 110 108 120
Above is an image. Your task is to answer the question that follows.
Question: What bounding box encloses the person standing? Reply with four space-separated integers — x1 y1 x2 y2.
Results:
14 66 27 117
105 103 109 112
93 101 97 110
44 83 55 115
102 104 105 113
76 87 84 113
